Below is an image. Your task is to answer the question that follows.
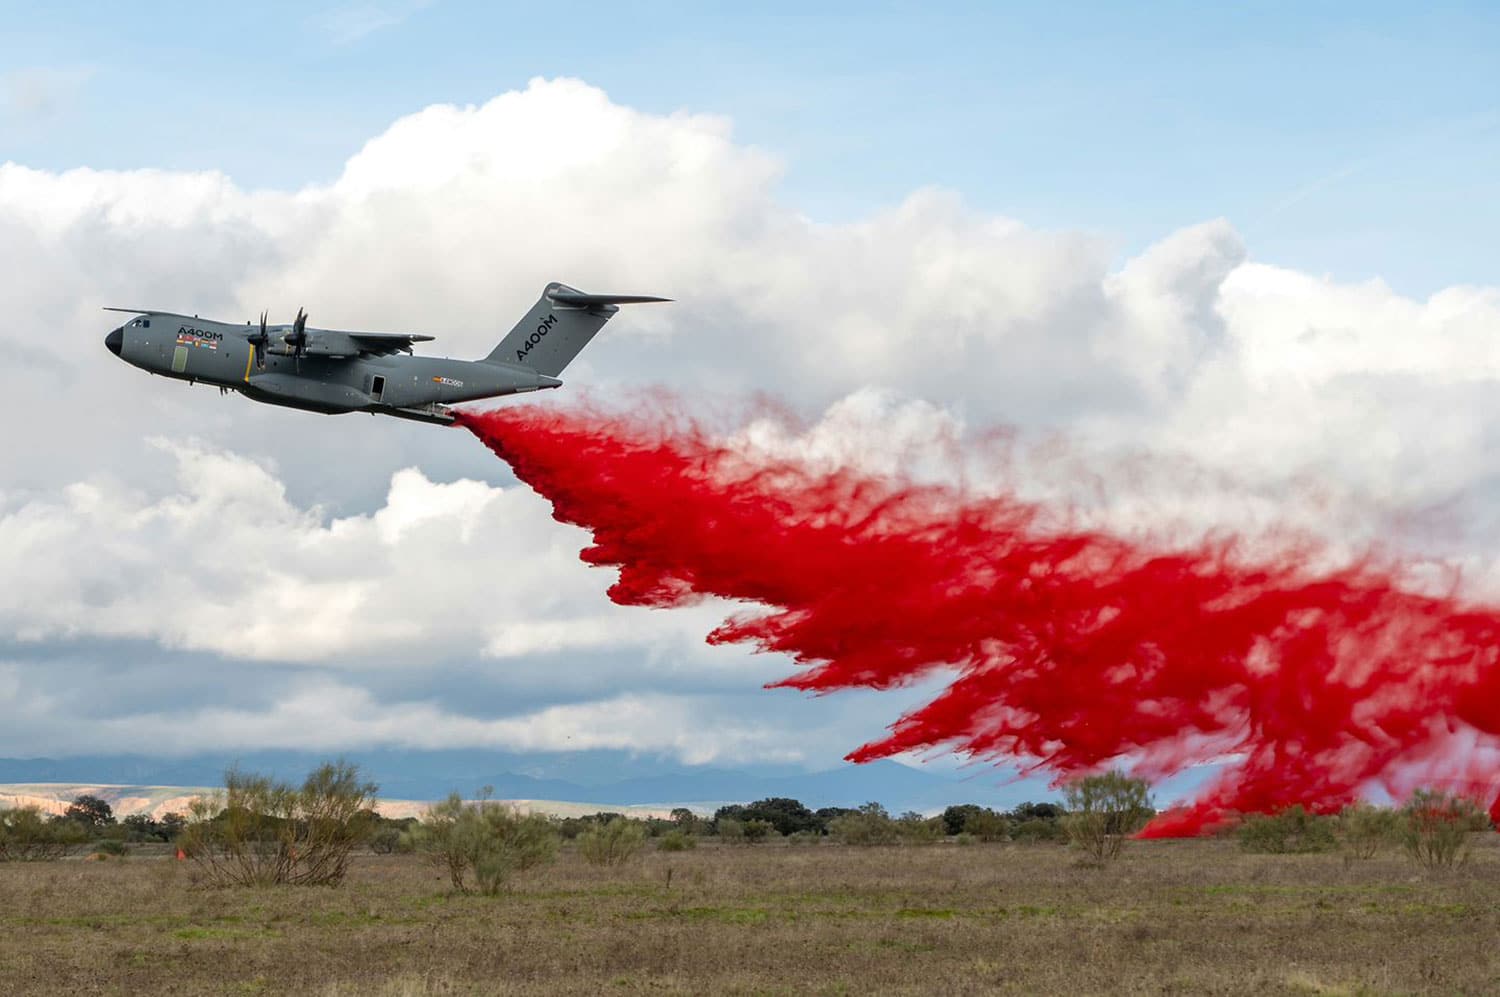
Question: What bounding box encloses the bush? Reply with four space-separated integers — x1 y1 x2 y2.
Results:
657 829 696 852
1062 771 1155 864
741 819 776 844
369 826 403 854
716 817 746 844
1399 790 1486 870
1011 818 1064 843
0 805 86 861
1337 803 1397 860
1237 806 1337 854
578 817 648 866
93 838 129 857
897 812 944 844
418 794 558 894
179 760 379 887
963 810 1009 842
828 803 900 846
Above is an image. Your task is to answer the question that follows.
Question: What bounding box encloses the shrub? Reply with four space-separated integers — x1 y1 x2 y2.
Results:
93 839 129 857
0 805 86 861
1062 771 1155 864
1011 818 1064 843
657 829 696 852
828 803 900 846
741 819 776 844
369 826 403 855
963 810 1009 842
178 760 379 887
1237 806 1337 854
1399 790 1486 870
418 793 558 894
1337 803 1397 860
716 817 746 843
578 817 648 866
897 812 944 844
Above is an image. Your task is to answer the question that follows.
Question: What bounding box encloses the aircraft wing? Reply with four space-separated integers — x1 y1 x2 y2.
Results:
270 330 437 358
346 331 437 357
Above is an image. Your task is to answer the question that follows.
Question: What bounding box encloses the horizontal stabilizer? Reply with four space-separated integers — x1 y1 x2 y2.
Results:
546 289 672 309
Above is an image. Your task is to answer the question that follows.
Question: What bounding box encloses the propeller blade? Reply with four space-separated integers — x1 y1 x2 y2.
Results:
289 307 308 358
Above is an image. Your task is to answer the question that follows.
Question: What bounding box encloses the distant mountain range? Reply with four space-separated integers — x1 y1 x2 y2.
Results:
0 749 1057 814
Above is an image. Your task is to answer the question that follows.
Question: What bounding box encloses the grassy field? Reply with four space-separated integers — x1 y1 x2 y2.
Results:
2 837 1498 995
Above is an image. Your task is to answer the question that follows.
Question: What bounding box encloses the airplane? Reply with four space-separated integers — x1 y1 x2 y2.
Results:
102 282 668 425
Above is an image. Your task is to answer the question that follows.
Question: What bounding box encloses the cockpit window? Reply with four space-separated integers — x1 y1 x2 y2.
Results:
142 319 151 327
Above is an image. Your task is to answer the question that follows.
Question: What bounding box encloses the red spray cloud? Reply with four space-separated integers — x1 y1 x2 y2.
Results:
456 401 1500 836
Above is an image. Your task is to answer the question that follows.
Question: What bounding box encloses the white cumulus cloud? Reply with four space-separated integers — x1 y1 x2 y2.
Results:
1 77 1497 765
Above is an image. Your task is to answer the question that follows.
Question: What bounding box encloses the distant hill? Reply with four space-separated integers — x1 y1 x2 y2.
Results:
0 750 1057 815
0 784 685 821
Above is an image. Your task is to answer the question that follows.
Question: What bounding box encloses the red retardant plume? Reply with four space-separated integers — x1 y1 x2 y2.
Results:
456 402 1500 836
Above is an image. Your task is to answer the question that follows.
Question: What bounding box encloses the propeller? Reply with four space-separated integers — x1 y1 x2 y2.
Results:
247 311 269 370
283 307 309 360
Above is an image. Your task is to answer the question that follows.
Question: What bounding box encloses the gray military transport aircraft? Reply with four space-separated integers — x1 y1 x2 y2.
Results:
103 282 667 425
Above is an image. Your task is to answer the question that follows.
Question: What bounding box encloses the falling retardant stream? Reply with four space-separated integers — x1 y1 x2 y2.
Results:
456 402 1500 836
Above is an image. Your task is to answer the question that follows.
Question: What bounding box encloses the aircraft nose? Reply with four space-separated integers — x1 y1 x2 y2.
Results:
105 327 123 356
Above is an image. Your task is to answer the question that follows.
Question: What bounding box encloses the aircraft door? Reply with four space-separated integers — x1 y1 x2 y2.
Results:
370 374 385 401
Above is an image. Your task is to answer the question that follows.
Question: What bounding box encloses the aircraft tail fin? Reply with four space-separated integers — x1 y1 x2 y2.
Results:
484 282 669 376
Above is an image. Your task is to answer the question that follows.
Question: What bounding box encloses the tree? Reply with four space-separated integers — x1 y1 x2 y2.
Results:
1010 802 1064 822
941 804 986 836
159 812 188 840
1062 771 1154 864
122 814 165 842
417 794 558 894
179 760 379 887
740 798 817 837
712 804 748 833
669 808 704 834
64 795 115 829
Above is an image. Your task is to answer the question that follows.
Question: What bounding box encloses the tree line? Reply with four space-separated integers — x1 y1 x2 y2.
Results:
3 761 1492 883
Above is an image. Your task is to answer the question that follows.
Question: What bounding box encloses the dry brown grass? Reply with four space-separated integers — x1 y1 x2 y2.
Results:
2 836 1499 995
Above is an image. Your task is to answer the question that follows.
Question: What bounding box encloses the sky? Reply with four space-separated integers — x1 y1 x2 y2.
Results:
2 3 1499 790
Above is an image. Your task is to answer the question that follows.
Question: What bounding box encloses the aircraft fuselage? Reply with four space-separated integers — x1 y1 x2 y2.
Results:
104 313 558 425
